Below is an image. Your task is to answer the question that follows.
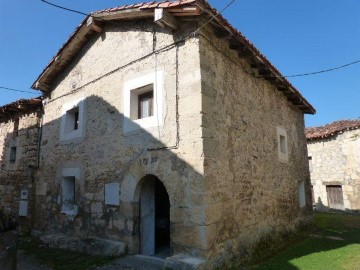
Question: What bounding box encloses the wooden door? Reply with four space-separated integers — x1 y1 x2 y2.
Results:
140 178 155 255
326 185 344 210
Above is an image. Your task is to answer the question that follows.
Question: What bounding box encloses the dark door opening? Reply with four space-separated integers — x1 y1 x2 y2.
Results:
140 175 170 257
155 179 170 257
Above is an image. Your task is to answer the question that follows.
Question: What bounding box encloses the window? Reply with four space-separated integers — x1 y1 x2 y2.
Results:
128 84 154 120
279 135 286 154
60 167 81 215
10 147 17 163
123 71 163 133
138 90 154 119
65 107 80 132
276 126 288 162
308 156 313 172
60 98 85 142
61 176 76 214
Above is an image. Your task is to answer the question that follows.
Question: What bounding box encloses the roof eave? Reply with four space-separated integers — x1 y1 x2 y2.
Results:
31 0 315 114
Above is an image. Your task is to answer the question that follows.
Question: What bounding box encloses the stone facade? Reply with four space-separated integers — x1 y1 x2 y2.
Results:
34 20 205 256
0 109 41 233
28 1 314 268
307 123 360 212
199 26 312 267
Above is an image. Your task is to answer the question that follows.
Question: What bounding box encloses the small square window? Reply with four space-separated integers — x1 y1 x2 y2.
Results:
10 147 17 163
60 98 85 142
65 107 80 133
279 135 286 154
129 84 154 120
123 71 163 133
276 126 288 162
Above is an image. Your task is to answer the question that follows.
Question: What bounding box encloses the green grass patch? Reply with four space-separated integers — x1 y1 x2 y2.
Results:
18 236 114 270
252 213 360 270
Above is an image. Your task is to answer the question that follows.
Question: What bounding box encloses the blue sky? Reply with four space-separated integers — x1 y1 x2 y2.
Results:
1 0 359 127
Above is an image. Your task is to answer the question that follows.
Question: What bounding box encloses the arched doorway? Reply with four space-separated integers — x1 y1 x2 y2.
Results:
140 175 170 257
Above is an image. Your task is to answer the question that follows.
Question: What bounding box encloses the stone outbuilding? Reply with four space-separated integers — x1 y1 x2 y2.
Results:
9 0 318 268
0 98 43 233
306 119 360 212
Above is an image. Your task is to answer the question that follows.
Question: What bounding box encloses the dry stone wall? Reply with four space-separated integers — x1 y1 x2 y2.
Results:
0 113 41 233
308 129 360 211
199 26 312 267
35 21 207 256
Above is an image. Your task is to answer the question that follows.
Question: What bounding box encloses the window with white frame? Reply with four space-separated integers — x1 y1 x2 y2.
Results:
60 98 85 141
123 71 163 133
276 126 288 162
130 84 154 120
60 167 80 215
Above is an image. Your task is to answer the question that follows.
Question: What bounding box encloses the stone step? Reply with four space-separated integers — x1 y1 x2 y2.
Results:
39 233 127 257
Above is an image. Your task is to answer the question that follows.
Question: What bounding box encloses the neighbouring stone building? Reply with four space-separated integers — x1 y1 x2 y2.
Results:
0 98 42 233
0 0 315 268
306 119 360 212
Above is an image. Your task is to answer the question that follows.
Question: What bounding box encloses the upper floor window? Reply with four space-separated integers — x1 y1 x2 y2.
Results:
123 71 163 133
138 90 154 119
276 126 288 162
60 98 85 142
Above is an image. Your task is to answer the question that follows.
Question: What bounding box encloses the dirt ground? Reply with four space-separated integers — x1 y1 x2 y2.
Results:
16 251 164 270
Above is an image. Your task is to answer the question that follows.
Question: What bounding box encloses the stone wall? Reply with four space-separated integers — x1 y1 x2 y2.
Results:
308 129 360 211
35 20 207 256
199 26 312 267
0 112 41 233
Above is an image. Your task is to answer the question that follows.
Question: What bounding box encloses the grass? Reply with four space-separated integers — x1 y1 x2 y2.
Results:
18 213 360 270
18 236 114 270
252 212 360 270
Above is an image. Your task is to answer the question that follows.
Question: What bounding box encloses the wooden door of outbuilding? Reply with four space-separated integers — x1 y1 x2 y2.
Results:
326 185 344 210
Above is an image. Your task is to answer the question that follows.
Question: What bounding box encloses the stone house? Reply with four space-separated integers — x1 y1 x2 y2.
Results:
306 119 360 212
0 98 43 233
27 0 315 268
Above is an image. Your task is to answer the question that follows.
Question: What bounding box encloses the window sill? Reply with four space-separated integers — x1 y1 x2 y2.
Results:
124 116 160 133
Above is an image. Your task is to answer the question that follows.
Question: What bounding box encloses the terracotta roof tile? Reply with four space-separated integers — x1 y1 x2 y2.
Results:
158 2 172 8
306 119 360 140
32 0 314 114
0 97 43 123
168 2 181 7
133 3 145 8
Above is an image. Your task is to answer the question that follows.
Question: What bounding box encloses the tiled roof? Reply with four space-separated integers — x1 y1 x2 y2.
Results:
306 119 360 140
31 0 315 114
92 0 196 12
0 97 43 123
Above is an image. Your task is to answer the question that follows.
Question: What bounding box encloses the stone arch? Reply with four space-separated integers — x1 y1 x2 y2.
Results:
120 155 175 205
